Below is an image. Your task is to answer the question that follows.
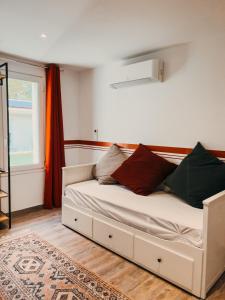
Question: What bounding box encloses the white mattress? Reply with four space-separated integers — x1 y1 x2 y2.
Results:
65 180 203 248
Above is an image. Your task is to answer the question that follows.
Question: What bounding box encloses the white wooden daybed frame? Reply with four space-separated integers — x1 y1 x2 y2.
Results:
62 163 225 299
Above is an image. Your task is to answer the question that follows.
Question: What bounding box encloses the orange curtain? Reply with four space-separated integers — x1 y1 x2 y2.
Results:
44 64 65 208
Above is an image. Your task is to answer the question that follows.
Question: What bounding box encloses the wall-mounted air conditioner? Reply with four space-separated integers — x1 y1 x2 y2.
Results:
110 59 163 89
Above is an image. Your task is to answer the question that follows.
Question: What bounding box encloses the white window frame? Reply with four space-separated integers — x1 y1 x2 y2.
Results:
8 71 45 172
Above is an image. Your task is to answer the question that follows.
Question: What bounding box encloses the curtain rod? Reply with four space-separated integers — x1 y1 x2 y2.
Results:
0 55 64 71
0 55 46 69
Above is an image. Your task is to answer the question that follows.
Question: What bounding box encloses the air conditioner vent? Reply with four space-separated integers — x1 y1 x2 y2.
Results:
110 59 163 89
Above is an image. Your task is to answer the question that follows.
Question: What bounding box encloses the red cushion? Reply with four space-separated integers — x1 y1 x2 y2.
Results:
111 144 177 195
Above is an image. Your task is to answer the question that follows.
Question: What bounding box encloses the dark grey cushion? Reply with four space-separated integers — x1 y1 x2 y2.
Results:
164 142 225 209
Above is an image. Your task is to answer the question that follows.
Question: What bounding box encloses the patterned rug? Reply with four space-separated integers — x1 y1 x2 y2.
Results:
0 233 131 300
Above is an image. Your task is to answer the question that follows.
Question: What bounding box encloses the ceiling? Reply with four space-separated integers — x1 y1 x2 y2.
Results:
0 0 225 67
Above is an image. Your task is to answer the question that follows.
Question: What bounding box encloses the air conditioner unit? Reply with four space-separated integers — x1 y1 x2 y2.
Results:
110 59 163 89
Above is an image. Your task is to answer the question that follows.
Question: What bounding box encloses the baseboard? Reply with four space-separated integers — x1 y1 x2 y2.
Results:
205 267 225 296
11 205 44 217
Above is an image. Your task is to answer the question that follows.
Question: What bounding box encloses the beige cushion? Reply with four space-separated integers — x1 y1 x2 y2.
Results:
93 144 127 184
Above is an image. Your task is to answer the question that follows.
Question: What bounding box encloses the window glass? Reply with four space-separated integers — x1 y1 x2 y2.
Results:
8 78 40 167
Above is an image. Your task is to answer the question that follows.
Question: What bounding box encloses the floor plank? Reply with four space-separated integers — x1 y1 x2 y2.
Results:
0 208 224 300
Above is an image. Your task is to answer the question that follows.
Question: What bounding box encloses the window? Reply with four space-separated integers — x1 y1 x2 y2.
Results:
8 74 44 169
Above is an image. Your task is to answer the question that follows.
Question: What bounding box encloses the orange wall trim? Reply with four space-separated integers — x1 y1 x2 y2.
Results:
64 140 225 158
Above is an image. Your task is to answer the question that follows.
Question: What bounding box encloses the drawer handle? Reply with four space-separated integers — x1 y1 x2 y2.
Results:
74 218 78 222
157 258 162 263
108 234 113 239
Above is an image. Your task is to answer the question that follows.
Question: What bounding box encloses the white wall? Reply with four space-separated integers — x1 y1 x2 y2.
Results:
61 68 80 141
1 169 44 212
78 35 225 154
60 68 80 166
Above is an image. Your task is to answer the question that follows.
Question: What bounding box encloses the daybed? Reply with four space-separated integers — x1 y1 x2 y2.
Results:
62 163 225 299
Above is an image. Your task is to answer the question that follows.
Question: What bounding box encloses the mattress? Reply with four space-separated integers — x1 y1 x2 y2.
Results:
64 180 203 248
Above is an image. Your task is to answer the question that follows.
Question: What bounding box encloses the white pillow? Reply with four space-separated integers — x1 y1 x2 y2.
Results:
93 144 127 184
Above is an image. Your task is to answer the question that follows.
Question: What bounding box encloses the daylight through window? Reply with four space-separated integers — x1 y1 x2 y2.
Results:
8 77 40 167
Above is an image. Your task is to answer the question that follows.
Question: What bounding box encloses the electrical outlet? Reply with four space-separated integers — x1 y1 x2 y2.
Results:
94 129 98 140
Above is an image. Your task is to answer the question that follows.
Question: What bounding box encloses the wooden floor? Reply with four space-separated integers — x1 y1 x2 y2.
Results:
0 208 225 300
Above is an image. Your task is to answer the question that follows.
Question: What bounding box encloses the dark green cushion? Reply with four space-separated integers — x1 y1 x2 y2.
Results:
164 142 225 209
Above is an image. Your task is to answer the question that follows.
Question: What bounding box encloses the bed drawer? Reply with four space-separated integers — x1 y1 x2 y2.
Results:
134 236 194 290
62 205 93 238
93 219 133 258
